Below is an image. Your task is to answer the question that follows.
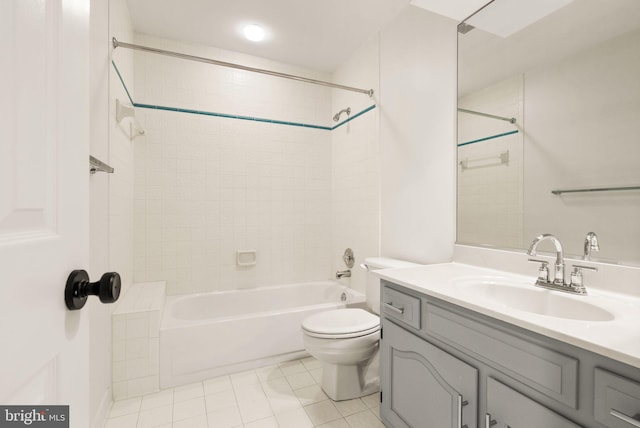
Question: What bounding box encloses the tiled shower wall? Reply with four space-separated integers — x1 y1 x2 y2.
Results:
131 35 334 295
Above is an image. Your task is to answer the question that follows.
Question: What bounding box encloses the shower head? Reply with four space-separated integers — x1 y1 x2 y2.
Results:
333 107 351 122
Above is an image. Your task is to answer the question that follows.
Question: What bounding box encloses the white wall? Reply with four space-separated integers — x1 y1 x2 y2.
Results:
330 36 381 294
379 6 458 264
131 36 333 295
524 28 640 264
89 0 112 425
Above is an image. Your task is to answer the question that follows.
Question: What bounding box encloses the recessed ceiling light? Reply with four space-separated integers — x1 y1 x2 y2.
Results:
243 24 265 42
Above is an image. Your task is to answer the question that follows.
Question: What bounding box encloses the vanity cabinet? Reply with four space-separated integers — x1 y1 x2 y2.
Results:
379 281 640 428
486 378 580 428
381 320 478 428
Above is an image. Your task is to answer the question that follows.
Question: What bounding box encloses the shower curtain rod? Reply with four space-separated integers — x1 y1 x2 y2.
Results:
458 108 516 124
112 38 374 97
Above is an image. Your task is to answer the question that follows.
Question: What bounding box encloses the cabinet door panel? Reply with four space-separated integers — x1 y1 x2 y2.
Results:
381 320 478 428
486 378 581 428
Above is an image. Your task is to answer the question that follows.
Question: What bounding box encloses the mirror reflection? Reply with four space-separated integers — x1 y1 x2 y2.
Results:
457 0 640 266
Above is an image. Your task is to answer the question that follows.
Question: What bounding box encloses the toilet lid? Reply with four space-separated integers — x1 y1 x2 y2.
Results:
302 308 380 338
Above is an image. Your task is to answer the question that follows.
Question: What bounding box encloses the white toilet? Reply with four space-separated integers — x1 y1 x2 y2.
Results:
301 257 419 401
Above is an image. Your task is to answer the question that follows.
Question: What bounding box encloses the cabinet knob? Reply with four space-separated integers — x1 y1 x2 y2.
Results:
65 270 121 310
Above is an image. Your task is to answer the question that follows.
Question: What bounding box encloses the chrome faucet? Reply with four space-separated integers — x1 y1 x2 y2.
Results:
336 269 351 279
527 233 565 285
527 233 597 295
583 232 600 261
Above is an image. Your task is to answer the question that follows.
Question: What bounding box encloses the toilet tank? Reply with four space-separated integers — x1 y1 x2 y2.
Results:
362 257 422 314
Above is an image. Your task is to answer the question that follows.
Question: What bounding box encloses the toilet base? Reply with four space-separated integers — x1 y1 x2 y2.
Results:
320 351 380 401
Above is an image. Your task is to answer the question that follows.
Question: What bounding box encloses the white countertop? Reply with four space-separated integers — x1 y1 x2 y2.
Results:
376 262 640 369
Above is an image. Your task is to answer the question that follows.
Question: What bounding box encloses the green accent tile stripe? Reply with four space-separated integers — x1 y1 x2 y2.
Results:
458 130 519 147
331 105 377 130
111 60 134 105
112 60 377 131
133 103 333 130
133 103 377 132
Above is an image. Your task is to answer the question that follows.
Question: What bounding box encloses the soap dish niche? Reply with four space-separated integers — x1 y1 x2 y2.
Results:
237 250 257 267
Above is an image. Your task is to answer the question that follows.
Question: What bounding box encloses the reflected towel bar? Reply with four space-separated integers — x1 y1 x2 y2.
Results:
551 185 640 195
458 108 516 124
459 150 509 171
112 38 374 97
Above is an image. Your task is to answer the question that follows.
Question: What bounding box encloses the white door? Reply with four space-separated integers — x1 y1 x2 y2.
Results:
0 0 91 426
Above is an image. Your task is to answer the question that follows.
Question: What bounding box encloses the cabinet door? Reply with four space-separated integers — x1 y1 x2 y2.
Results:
381 320 478 428
485 378 581 428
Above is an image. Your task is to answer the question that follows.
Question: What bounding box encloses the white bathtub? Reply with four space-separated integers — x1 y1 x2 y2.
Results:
159 281 365 388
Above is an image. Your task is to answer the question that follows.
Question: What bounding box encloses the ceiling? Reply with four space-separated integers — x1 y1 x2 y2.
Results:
125 0 485 73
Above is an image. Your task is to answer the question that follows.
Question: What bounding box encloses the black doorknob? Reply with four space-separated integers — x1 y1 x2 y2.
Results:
65 270 121 310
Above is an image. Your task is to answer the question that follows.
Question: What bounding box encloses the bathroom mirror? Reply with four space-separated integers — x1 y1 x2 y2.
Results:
457 0 640 266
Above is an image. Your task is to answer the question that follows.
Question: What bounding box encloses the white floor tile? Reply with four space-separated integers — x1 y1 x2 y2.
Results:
173 396 206 421
261 378 292 397
204 375 233 395
231 369 260 388
104 413 138 428
345 409 385 428
173 414 208 428
140 389 174 410
300 356 322 370
266 393 302 414
361 392 380 409
303 399 342 425
309 367 323 383
294 384 329 406
207 406 242 428
244 415 279 428
109 396 142 418
333 397 367 417
136 404 172 427
103 357 377 428
174 382 205 403
235 384 273 423
285 372 316 390
255 365 285 382
316 419 351 428
278 360 307 375
205 388 238 413
274 407 314 428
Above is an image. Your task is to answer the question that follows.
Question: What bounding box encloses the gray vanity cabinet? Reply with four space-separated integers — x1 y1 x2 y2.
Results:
486 378 581 428
379 280 640 428
380 319 478 428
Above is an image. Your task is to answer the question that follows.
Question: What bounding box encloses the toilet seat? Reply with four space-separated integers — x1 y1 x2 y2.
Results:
302 308 380 339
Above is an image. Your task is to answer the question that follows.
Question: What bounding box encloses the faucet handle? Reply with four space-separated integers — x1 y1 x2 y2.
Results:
569 264 597 293
528 258 550 282
572 264 598 272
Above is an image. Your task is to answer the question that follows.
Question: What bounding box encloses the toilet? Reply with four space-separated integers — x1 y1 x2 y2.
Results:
301 257 419 401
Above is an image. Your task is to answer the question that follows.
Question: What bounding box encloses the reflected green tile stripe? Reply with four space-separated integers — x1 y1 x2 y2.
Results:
458 130 519 147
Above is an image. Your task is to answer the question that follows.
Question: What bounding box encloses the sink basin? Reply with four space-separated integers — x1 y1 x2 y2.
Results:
454 278 614 322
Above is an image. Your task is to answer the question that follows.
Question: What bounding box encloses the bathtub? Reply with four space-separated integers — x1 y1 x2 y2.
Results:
159 281 365 388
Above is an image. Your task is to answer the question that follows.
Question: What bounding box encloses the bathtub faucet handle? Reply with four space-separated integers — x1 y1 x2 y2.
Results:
336 269 351 279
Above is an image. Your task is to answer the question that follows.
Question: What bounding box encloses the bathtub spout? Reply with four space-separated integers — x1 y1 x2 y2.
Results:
336 269 351 279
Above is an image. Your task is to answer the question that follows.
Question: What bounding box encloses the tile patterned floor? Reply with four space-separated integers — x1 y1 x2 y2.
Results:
104 356 385 428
